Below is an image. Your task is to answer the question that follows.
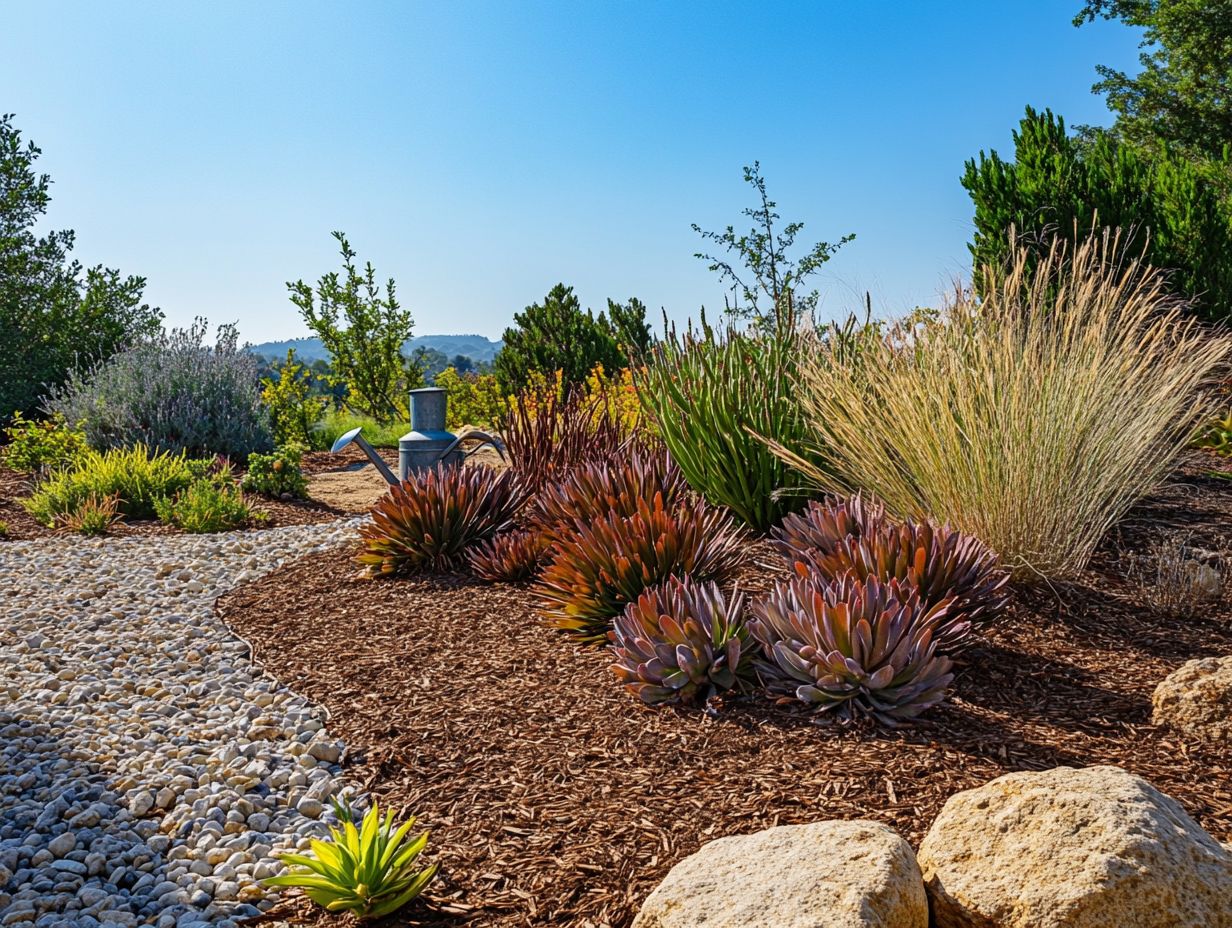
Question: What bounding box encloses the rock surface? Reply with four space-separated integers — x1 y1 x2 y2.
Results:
0 521 363 927
632 820 927 928
917 765 1232 928
1152 655 1232 742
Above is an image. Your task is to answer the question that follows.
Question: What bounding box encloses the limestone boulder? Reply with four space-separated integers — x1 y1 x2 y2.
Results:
918 765 1232 928
632 820 927 928
1152 655 1232 742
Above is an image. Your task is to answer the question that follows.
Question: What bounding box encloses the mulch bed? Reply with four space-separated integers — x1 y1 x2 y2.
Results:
218 455 1232 928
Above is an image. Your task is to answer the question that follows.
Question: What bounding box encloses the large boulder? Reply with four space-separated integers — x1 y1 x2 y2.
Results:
1152 655 1232 742
632 820 927 928
917 765 1232 928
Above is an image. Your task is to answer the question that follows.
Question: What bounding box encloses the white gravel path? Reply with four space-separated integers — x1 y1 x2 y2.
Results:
0 521 364 928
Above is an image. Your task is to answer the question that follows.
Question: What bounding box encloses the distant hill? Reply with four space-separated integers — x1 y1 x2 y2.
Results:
248 334 502 364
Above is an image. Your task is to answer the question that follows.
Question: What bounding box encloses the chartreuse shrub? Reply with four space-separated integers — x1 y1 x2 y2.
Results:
535 495 746 643
466 530 549 582
24 445 194 525
609 577 753 706
773 232 1232 581
749 572 955 725
261 350 328 447
772 496 1009 653
264 799 436 920
242 444 308 499
635 322 819 532
154 480 261 534
2 412 88 473
358 464 527 575
435 367 506 429
315 409 408 451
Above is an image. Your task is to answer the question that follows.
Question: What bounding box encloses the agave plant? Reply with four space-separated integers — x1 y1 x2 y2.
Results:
264 800 436 920
530 445 689 544
771 496 1009 652
609 578 753 706
466 529 551 582
748 571 955 725
536 494 747 643
357 464 528 575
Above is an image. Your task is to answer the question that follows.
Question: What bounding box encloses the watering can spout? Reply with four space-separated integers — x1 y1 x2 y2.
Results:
329 427 398 486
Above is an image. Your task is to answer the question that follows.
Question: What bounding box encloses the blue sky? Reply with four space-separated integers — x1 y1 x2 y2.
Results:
1 1 1141 344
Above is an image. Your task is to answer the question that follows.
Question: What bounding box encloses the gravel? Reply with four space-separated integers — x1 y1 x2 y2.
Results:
0 521 364 927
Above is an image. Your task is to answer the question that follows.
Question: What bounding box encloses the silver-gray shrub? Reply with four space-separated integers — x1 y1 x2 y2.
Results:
46 319 273 457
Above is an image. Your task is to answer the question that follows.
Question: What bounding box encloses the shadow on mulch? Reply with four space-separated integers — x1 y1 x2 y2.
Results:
218 460 1232 928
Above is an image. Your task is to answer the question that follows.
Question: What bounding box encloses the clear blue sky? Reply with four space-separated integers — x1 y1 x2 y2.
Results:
1 1 1141 344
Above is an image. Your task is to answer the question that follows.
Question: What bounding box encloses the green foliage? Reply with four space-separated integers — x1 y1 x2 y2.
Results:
535 495 747 643
154 479 259 533
466 529 550 581
314 409 408 451
1192 411 1232 456
494 284 650 394
0 520 7 537
609 577 753 706
264 800 436 920
358 464 528 575
1 412 87 473
24 445 194 524
962 106 1232 318
1075 0 1232 176
748 573 956 725
772 496 1010 653
636 322 819 531
262 349 328 446
435 367 506 429
289 232 420 423
0 114 161 422
693 161 854 330
58 493 121 536
242 444 308 499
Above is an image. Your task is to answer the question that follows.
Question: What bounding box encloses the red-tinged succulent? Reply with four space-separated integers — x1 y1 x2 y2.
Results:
357 464 528 575
530 446 689 544
609 577 753 706
747 571 955 725
535 494 747 643
771 497 1009 652
466 529 551 582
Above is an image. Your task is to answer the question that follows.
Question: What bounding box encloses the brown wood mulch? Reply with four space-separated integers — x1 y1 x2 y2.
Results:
217 457 1232 928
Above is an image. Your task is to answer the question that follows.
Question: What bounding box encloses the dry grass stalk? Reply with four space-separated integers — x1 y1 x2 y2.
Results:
1124 534 1227 619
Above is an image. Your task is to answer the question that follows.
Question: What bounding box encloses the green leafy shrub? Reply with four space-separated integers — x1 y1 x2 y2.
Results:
242 444 308 499
261 350 328 446
466 529 549 581
636 323 819 532
435 367 507 429
58 493 121 536
535 495 747 643
1193 411 1232 456
775 232 1231 581
358 464 527 575
46 320 272 458
155 479 260 534
530 446 688 544
24 445 194 524
748 572 955 725
0 520 8 537
772 496 1009 652
609 577 752 706
314 409 409 451
1 412 88 473
264 800 436 920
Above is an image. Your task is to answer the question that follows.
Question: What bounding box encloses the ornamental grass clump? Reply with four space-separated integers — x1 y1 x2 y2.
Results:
535 494 746 643
466 529 550 582
609 577 752 706
773 497 1009 652
358 464 527 575
748 572 955 725
768 230 1232 581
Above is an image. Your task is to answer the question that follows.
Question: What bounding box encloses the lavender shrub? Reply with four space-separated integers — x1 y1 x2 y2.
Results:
47 319 273 457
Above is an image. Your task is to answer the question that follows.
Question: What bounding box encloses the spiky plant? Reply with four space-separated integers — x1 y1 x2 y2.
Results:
466 529 550 582
609 577 752 706
536 494 747 643
358 464 527 575
771 496 1009 652
263 800 436 920
530 445 689 544
748 571 955 725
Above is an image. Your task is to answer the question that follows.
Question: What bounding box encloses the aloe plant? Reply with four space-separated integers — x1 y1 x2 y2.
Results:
466 529 550 581
264 800 436 919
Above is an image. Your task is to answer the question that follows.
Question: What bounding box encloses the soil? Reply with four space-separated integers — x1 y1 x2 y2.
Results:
218 454 1232 928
